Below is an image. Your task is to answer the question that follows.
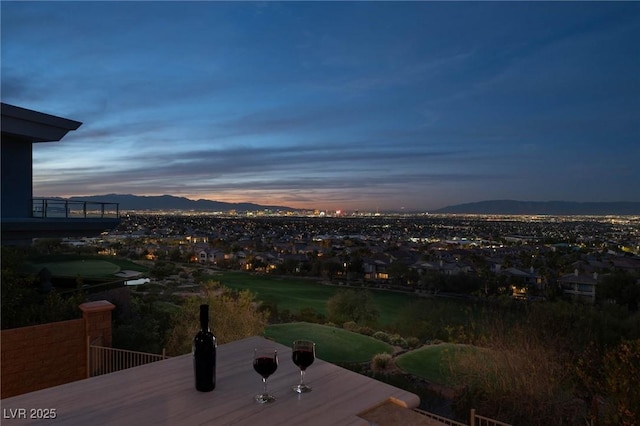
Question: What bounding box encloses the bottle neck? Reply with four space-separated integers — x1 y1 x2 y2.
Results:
199 305 209 331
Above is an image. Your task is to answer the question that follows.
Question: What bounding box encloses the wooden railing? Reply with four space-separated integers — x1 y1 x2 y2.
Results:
88 344 168 377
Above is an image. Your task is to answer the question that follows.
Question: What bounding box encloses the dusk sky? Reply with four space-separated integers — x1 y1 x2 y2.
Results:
2 2 639 212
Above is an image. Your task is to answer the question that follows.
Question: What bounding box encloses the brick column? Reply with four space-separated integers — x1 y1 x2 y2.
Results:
80 300 115 347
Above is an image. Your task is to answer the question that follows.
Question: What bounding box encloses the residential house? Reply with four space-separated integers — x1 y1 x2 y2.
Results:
611 256 640 273
411 260 472 276
501 267 544 298
198 249 225 265
362 256 389 281
558 269 600 303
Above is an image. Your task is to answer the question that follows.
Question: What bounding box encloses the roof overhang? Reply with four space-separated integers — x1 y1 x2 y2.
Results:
1 103 82 143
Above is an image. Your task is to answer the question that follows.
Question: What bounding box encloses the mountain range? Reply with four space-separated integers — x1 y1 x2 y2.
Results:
68 194 295 212
433 200 640 215
64 194 640 215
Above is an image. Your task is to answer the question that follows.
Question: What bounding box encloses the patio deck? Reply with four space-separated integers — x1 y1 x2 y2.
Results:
1 336 422 425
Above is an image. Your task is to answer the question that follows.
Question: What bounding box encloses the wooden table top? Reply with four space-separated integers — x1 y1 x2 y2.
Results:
1 336 420 425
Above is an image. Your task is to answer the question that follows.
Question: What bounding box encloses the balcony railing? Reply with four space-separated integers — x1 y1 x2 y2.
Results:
32 198 119 219
88 343 168 377
414 409 467 426
469 409 513 426
414 408 513 426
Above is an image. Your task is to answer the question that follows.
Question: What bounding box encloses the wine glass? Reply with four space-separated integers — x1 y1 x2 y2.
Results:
253 348 278 403
291 340 315 393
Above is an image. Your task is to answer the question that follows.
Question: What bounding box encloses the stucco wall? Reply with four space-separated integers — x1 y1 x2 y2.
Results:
0 300 115 398
1 319 86 398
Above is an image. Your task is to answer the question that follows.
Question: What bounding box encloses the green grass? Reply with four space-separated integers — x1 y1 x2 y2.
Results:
370 291 418 325
102 257 149 273
264 322 393 363
220 272 333 313
395 343 479 385
26 255 148 279
214 272 413 325
28 259 121 277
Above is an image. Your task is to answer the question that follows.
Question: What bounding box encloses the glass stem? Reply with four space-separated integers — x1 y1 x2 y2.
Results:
263 377 267 394
300 370 305 386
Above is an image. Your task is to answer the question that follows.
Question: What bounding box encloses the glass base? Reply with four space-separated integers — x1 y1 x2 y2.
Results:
292 384 312 393
255 393 276 403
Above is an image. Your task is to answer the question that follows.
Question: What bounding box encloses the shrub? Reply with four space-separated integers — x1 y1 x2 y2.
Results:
165 282 268 356
388 334 408 348
405 337 422 349
371 353 393 373
342 321 375 336
358 326 375 336
296 307 325 323
343 321 359 332
444 324 469 343
372 331 391 343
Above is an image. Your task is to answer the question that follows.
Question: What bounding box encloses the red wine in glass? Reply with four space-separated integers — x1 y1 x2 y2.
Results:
253 348 278 403
292 349 315 370
253 356 278 378
292 340 315 393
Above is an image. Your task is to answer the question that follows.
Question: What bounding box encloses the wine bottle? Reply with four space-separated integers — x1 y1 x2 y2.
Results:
193 304 216 391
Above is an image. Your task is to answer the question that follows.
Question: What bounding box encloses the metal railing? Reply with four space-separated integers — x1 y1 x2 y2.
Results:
32 198 119 219
88 344 168 377
414 408 512 426
469 410 512 426
414 409 468 426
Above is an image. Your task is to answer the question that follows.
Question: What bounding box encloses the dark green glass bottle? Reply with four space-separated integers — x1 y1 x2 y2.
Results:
193 304 216 391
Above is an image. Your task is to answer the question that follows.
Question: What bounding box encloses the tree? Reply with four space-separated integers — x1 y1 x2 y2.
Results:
165 282 268 356
169 248 183 262
151 261 179 279
597 271 639 311
321 259 341 280
277 259 300 275
387 261 410 286
326 289 379 326
347 256 364 280
112 294 174 354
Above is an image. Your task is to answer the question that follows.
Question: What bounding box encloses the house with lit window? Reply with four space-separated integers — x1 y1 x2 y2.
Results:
198 249 225 265
363 257 389 281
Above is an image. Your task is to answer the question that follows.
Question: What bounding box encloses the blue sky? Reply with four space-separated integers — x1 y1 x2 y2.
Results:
2 1 639 212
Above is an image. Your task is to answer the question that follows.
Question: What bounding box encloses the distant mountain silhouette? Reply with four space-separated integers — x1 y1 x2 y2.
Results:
434 200 640 215
53 195 640 215
67 194 296 212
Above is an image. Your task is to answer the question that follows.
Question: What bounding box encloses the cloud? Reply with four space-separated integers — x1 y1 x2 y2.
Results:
6 1 639 210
